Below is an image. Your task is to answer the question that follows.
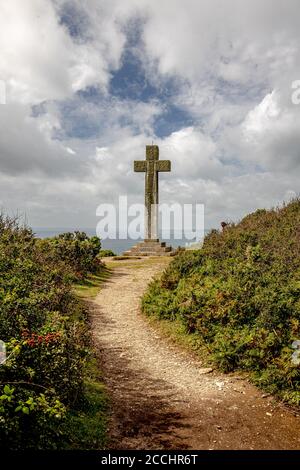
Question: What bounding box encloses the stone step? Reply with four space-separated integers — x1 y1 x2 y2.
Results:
124 251 172 257
136 241 166 248
123 239 173 257
129 245 171 253
136 241 167 247
123 251 149 257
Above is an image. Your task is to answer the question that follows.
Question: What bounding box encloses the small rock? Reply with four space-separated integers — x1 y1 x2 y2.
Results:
229 405 238 411
216 381 225 388
198 367 214 375
266 412 272 417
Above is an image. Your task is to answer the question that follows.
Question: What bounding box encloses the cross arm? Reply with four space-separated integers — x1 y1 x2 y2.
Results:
134 161 147 172
156 160 171 172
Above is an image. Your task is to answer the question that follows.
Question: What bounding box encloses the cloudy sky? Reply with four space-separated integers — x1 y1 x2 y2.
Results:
0 0 299 231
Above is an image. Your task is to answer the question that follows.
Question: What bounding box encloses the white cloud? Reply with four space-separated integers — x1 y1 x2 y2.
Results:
239 90 300 172
0 0 126 104
0 103 90 177
0 0 300 232
243 92 281 136
158 127 222 180
140 0 300 85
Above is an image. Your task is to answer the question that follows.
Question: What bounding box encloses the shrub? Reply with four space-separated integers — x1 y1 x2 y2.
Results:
142 199 300 405
99 249 116 258
0 217 94 448
37 232 102 280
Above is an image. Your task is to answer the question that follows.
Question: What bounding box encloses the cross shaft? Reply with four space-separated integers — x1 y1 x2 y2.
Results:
134 145 171 240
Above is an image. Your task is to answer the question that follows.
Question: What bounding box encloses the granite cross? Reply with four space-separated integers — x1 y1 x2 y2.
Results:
134 145 171 240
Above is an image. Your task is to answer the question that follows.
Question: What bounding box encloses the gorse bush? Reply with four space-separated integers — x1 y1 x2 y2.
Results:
99 249 116 258
0 218 102 448
37 231 102 280
142 199 300 405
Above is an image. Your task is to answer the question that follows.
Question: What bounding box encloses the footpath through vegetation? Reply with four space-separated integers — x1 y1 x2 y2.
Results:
92 254 300 450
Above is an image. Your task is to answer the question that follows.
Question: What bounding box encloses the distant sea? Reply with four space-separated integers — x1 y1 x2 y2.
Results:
33 228 210 255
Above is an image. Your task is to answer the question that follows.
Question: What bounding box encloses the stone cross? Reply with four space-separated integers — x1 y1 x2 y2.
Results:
134 145 171 240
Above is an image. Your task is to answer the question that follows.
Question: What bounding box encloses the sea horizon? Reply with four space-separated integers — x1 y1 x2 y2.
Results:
32 227 212 255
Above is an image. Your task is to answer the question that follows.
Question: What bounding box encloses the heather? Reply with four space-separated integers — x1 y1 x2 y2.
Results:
142 200 300 405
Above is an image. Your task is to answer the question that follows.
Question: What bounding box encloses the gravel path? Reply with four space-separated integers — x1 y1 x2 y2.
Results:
90 257 300 450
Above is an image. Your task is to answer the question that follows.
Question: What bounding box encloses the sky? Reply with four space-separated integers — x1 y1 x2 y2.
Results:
0 0 299 231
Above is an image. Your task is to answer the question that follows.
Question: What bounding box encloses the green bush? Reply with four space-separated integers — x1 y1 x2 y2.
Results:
142 199 300 405
0 218 100 448
99 249 116 258
37 232 102 280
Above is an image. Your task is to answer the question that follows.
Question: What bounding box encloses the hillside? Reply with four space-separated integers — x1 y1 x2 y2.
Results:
0 218 106 449
142 199 300 405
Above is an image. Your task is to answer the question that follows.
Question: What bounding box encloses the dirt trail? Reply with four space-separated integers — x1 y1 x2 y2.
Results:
91 257 300 450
